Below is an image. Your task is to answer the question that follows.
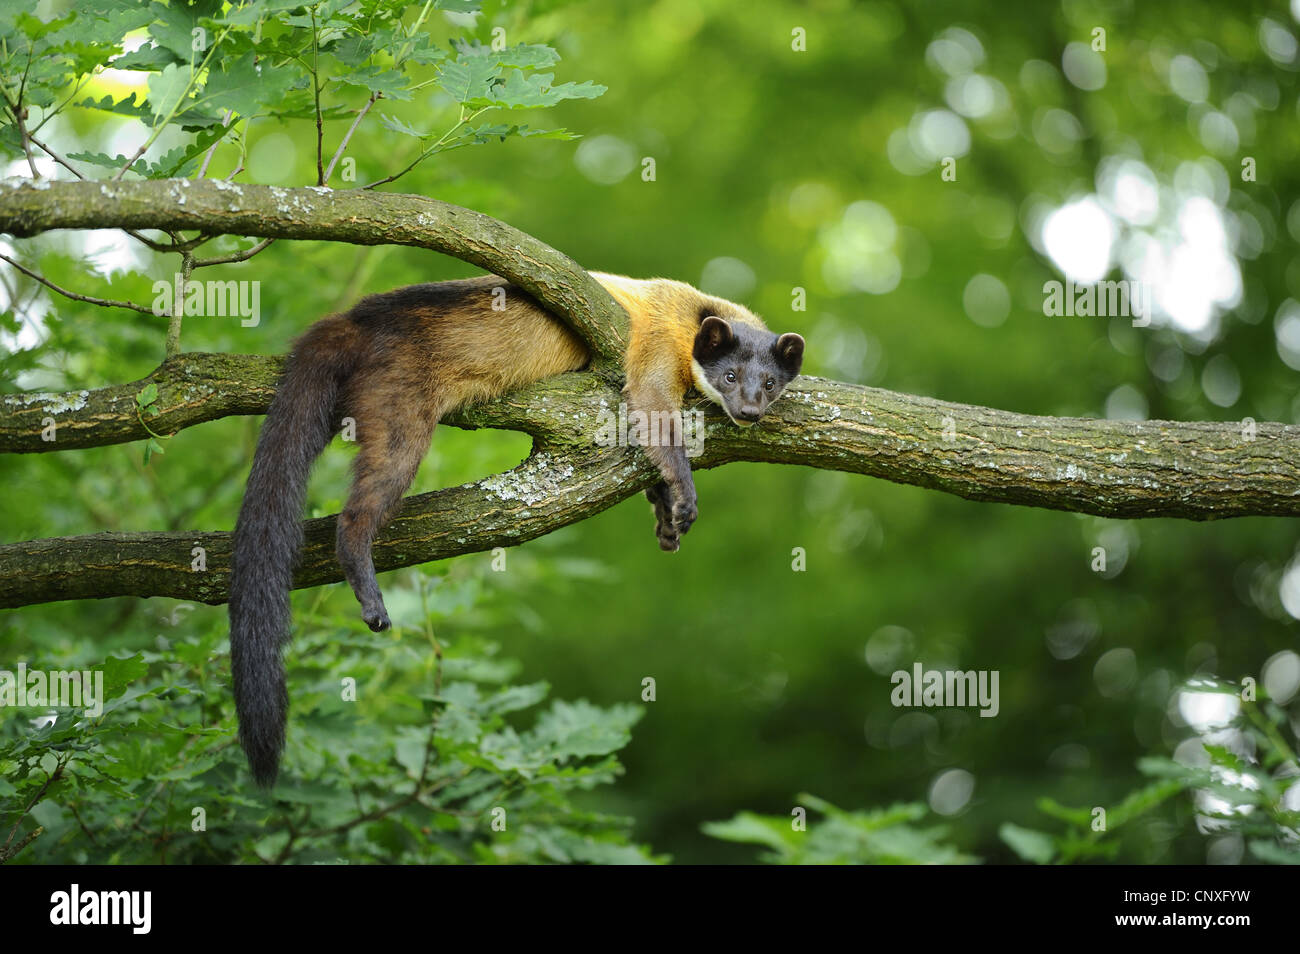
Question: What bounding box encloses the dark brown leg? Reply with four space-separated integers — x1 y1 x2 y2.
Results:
645 481 680 551
626 386 697 551
337 406 438 631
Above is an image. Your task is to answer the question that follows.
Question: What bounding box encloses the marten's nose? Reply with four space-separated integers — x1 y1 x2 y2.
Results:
736 408 762 423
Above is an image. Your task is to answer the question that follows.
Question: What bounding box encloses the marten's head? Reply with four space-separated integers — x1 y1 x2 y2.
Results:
691 315 804 427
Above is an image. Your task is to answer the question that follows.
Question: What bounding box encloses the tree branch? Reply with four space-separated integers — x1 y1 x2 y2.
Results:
0 177 1297 612
0 353 282 453
0 178 628 366
0 365 1298 608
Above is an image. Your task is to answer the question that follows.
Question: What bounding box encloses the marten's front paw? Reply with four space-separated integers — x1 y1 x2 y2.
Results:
647 482 676 549
670 495 698 536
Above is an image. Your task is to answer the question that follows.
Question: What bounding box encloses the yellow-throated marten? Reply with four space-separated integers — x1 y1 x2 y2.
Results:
229 272 805 785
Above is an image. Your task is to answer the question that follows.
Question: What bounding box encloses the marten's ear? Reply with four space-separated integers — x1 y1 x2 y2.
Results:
694 316 736 362
773 333 805 374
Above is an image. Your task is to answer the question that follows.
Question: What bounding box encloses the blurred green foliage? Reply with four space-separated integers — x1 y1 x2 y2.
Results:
704 794 979 864
1 570 661 864
2 0 1299 864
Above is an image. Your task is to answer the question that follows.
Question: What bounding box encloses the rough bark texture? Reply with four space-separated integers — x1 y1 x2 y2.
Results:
0 178 628 365
0 353 285 453
0 178 1297 611
1 368 1297 608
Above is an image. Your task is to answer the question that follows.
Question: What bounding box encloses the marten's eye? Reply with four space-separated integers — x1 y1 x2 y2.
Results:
725 371 736 384
764 378 775 391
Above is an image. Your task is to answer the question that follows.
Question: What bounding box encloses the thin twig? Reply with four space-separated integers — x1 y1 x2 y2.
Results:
2 756 63 854
224 116 251 181
1 84 39 178
323 92 378 184
14 45 39 177
29 71 94 136
68 802 100 846
197 110 234 178
0 253 156 314
301 773 463 839
27 133 81 179
0 826 43 863
311 8 324 186
192 237 274 269
361 106 490 190
165 252 195 357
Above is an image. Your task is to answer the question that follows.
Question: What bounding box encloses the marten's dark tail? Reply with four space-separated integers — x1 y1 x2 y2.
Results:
229 317 363 787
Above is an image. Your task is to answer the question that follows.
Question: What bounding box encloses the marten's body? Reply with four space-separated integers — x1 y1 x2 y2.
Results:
229 273 804 786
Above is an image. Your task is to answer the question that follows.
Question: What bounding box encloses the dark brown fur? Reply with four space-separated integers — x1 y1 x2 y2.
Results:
328 278 588 629
229 273 800 786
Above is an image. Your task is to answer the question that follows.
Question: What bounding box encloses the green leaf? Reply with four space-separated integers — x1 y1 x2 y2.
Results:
534 700 642 761
1203 743 1246 772
146 62 195 122
13 12 76 42
63 150 129 173
999 823 1057 864
136 383 159 407
112 44 182 72
149 0 224 60
334 66 412 101
435 0 483 12
75 92 152 121
39 1 155 52
100 653 148 704
328 33 379 68
1248 840 1300 864
701 811 797 852
436 56 501 104
393 727 428 778
406 45 449 66
209 0 310 28
1035 796 1092 827
143 126 227 177
378 113 426 139
200 53 302 119
452 40 560 70
473 70 605 109
1107 778 1186 829
484 682 549 715
436 123 578 155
